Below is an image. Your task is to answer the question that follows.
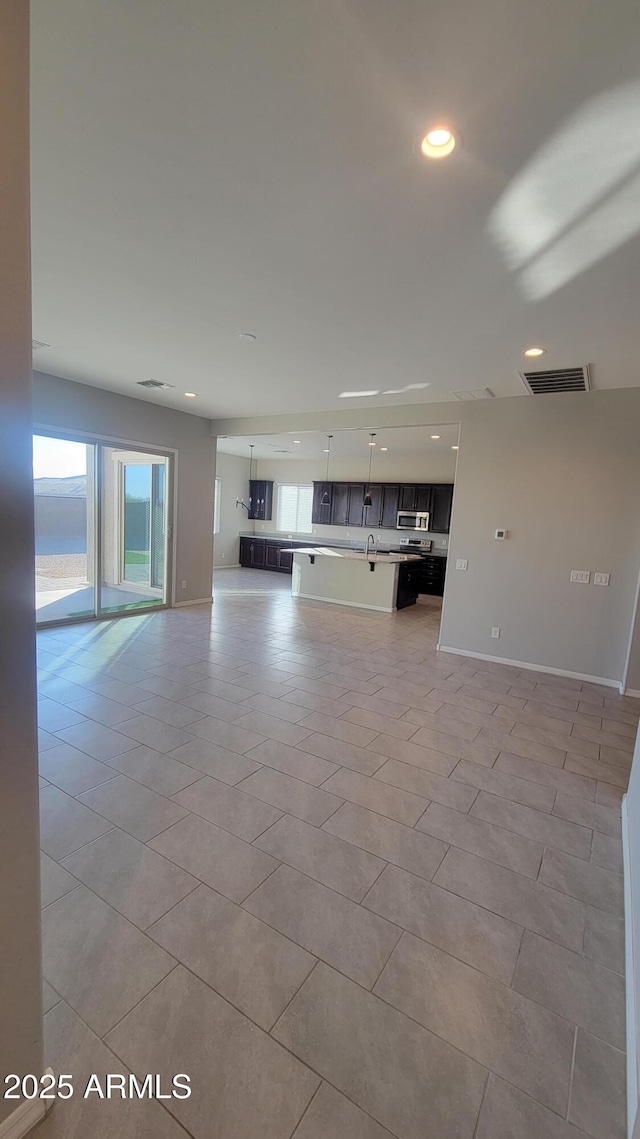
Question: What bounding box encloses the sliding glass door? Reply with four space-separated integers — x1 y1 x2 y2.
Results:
33 435 97 622
99 448 169 614
33 433 172 626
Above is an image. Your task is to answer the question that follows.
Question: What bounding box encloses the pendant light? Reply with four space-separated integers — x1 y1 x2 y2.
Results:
363 433 376 508
249 443 254 480
321 435 333 505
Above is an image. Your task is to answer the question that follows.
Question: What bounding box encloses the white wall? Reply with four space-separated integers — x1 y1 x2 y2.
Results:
213 387 640 686
214 450 252 567
0 0 44 1126
33 373 216 604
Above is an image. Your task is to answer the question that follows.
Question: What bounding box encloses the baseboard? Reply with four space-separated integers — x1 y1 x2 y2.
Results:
436 644 619 689
213 564 241 570
173 596 213 608
292 591 395 614
622 687 640 699
623 796 637 1139
0 1071 55 1139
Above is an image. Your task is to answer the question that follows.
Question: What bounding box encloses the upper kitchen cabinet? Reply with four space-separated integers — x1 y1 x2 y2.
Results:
381 484 400 528
330 483 350 526
310 481 454 533
311 482 332 524
399 484 431 512
346 484 366 526
430 484 454 533
362 485 383 529
248 480 273 520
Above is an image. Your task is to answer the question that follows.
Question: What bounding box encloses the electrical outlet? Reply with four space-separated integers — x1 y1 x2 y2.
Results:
378 533 382 541
594 572 610 586
221 552 225 559
456 559 468 571
491 627 500 638
181 579 187 589
570 570 590 584
440 539 448 547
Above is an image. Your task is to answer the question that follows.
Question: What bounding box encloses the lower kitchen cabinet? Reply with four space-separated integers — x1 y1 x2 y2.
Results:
396 562 421 609
419 554 447 596
238 536 301 574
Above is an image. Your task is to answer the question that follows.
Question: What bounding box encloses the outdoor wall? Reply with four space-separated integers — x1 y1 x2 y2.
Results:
33 373 216 604
0 0 44 1128
213 450 252 568
213 386 640 686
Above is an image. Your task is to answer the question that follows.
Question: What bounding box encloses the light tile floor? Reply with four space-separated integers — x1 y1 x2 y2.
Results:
33 568 636 1139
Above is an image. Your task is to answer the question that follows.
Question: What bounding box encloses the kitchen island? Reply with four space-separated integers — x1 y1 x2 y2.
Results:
291 547 422 613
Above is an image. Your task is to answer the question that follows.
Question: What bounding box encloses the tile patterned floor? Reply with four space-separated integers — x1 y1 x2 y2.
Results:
33 568 637 1139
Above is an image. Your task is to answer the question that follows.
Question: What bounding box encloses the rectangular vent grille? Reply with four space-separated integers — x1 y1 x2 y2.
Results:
519 365 591 395
32 339 49 349
136 379 175 390
453 388 494 401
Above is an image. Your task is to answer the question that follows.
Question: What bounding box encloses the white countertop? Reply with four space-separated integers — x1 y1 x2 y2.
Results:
293 547 422 563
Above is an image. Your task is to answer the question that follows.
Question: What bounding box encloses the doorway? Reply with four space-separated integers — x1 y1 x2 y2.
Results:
33 433 172 625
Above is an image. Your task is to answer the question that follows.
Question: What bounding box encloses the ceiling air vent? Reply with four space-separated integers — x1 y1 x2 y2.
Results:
453 388 495 400
136 379 175 391
519 365 591 395
32 339 49 349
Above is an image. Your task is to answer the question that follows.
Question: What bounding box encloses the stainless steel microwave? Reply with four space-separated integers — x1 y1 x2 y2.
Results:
397 510 430 531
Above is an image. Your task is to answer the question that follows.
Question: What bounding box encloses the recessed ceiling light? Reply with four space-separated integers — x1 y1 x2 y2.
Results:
323 448 330 453
184 392 197 398
238 332 256 341
523 347 546 357
431 434 441 440
452 445 459 450
380 447 388 452
339 390 380 398
293 440 301 444
420 126 457 159
368 440 376 446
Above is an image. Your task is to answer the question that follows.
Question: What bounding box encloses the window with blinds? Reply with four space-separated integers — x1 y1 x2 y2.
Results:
214 477 222 534
276 484 313 533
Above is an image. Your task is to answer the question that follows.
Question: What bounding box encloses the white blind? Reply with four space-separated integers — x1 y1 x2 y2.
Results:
213 477 222 534
276 484 313 533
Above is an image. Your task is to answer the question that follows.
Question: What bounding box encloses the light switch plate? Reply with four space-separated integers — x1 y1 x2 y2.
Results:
456 559 468 571
570 570 590 584
594 572 610 586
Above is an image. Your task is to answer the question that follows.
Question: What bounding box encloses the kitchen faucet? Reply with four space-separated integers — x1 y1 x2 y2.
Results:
366 533 376 558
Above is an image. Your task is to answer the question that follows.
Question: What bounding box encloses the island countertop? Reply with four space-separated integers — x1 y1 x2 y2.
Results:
291 547 422 612
292 546 422 563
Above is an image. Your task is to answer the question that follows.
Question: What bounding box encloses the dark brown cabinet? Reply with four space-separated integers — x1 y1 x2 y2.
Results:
362 485 383 529
381 484 400 528
416 485 431 513
311 481 454 533
330 483 350 526
265 542 279 569
399 485 417 511
248 480 273 521
418 554 447 595
346 484 365 527
311 482 332 524
430 484 454 533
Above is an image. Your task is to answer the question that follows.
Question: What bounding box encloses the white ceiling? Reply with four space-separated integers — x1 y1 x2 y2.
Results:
218 424 460 461
31 0 640 419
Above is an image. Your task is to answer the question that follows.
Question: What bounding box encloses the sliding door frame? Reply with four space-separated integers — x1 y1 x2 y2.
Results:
34 425 177 629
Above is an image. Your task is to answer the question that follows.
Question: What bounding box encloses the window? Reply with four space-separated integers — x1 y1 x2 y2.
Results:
214 477 221 534
276 484 313 533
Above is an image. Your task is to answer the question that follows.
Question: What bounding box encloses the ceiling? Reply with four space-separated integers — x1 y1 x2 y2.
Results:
217 424 460 461
31 0 640 419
